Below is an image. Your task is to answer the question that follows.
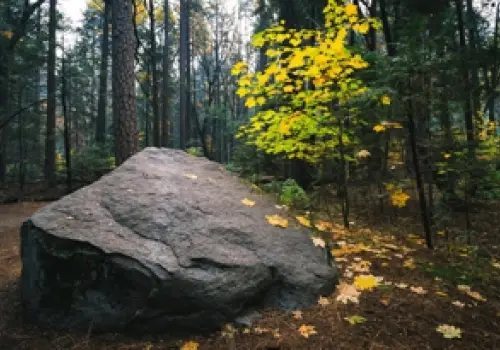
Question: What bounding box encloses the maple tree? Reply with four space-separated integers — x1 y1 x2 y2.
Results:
231 1 386 164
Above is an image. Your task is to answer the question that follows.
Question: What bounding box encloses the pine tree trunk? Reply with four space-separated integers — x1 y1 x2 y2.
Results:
96 0 110 144
149 0 160 147
112 0 138 165
161 0 172 147
44 0 57 188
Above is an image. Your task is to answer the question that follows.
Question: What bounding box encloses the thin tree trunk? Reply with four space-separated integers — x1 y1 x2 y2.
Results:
45 0 57 187
149 0 160 147
96 0 110 144
179 0 189 149
161 0 172 147
407 79 433 249
62 41 72 193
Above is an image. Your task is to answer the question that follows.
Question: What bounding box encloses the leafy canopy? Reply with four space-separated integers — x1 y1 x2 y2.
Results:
231 1 383 163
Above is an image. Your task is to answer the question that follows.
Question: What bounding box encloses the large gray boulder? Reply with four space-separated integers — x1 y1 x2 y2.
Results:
20 148 337 333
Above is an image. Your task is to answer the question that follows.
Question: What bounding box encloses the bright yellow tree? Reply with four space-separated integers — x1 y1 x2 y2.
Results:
231 1 384 164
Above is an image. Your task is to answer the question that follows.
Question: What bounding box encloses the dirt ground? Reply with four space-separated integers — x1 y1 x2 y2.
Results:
1 202 500 349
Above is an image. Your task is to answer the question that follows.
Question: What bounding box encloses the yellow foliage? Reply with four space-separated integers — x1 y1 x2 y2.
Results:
381 95 391 105
231 0 381 163
296 216 312 227
354 275 379 290
373 124 386 133
390 189 410 208
266 214 289 228
298 324 318 338
180 341 199 350
241 198 256 207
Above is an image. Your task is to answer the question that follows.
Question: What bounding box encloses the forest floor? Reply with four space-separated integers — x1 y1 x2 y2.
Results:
1 200 500 349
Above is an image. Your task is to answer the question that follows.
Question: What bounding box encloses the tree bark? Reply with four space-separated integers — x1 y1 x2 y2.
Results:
45 0 57 188
149 0 160 147
179 0 190 149
96 0 110 144
112 0 139 165
161 0 172 147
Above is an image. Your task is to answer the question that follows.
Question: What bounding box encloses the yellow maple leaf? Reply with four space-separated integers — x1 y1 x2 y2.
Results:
354 275 379 290
336 282 360 304
345 3 358 16
344 315 366 325
241 198 256 207
373 124 386 133
245 96 257 108
231 61 248 76
314 220 333 232
266 214 288 228
436 324 462 339
381 95 391 105
311 237 326 248
356 22 370 34
296 216 311 227
180 340 199 350
298 324 317 338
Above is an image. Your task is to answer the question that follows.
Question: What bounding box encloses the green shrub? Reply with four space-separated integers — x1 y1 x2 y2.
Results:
58 145 115 183
280 179 310 209
262 178 309 209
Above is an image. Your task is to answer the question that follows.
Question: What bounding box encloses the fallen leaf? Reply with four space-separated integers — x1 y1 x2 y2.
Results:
311 237 326 248
403 258 417 269
265 214 288 228
345 315 367 325
436 324 462 339
395 283 408 289
243 328 250 334
314 220 334 232
253 327 272 334
298 324 317 338
452 300 465 308
183 173 198 180
410 286 427 295
296 216 312 227
318 296 330 306
292 310 303 320
241 198 256 207
350 260 371 273
436 291 448 297
336 283 361 304
354 275 379 290
457 285 487 302
180 341 199 350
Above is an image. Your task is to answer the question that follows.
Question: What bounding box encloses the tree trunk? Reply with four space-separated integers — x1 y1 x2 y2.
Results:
179 0 190 149
0 52 8 185
112 0 139 165
455 0 475 150
149 0 160 147
45 0 57 188
62 42 72 193
161 0 172 147
407 79 433 249
96 0 110 144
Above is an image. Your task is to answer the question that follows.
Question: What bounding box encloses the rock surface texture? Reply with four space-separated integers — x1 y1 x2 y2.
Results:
20 148 337 332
